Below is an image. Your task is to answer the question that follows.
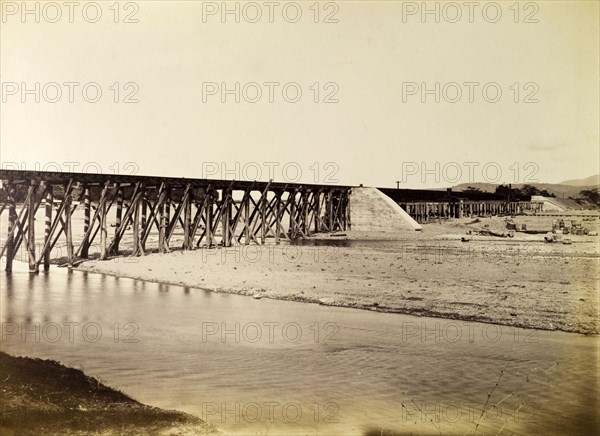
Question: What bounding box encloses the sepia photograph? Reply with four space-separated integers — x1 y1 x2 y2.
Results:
0 1 598 435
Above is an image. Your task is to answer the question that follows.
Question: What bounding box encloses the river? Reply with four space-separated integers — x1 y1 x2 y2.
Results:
1 260 598 435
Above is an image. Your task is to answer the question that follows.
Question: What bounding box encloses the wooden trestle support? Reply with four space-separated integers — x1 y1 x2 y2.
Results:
401 200 544 223
0 170 351 272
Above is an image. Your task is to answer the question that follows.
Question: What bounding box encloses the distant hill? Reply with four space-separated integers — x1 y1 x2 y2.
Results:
559 175 599 187
452 178 598 199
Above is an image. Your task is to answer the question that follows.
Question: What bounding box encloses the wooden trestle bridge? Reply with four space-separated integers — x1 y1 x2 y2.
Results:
0 170 352 272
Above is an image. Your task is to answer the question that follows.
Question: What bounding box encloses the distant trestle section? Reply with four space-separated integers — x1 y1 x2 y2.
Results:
400 200 544 223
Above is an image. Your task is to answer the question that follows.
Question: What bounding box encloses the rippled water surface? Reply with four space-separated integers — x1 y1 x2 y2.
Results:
1 261 598 435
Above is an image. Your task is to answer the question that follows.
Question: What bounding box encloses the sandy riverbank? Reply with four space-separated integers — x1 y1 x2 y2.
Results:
76 216 600 335
0 351 218 436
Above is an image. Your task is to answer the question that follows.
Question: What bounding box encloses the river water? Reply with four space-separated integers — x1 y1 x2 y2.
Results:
1 261 598 435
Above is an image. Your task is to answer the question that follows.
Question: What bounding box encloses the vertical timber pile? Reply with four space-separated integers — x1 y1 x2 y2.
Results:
301 190 309 236
44 190 53 271
157 184 167 254
140 189 148 254
222 187 231 247
27 182 37 272
327 190 333 232
183 184 192 250
275 190 282 244
165 187 171 248
99 186 108 260
314 189 321 234
345 190 351 231
289 190 296 239
80 186 91 258
64 186 73 268
206 188 214 247
132 185 142 256
5 186 16 272
114 188 123 254
260 191 266 244
244 188 251 245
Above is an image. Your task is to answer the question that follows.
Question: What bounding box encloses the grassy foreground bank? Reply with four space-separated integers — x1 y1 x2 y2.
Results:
0 351 217 435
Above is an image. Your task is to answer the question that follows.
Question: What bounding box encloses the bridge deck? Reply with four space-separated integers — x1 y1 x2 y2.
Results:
0 169 353 191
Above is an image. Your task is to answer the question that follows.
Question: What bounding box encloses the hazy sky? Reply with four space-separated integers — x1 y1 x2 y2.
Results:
1 0 598 188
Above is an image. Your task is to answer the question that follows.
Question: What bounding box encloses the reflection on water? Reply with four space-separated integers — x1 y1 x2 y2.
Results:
1 261 598 435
